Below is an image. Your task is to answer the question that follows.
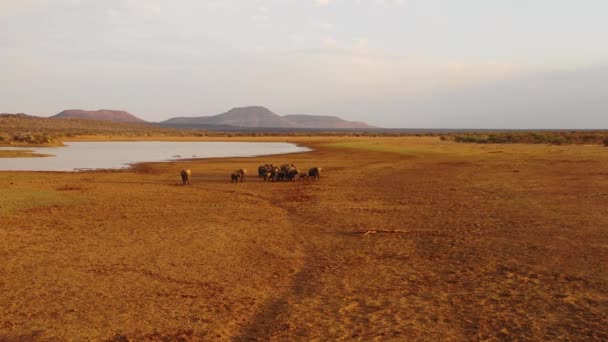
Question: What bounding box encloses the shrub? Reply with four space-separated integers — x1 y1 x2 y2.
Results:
604 138 608 147
12 132 55 144
550 136 566 145
453 131 608 146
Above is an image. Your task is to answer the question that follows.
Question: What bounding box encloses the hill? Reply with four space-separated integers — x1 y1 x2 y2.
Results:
161 106 376 129
51 109 146 123
0 113 176 145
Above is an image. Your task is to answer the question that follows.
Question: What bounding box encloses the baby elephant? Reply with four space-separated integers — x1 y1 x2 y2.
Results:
263 171 273 182
231 168 247 183
308 167 322 181
180 169 192 185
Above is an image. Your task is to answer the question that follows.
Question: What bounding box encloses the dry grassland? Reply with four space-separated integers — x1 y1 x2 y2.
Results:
0 137 607 340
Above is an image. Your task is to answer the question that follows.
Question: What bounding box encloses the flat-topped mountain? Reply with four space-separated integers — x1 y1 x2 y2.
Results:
283 114 373 129
162 106 375 129
51 109 146 123
164 106 297 128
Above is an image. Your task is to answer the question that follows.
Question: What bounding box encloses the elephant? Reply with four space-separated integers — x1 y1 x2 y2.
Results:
277 170 287 181
280 164 293 173
258 165 267 177
269 166 281 182
180 169 192 185
263 172 273 182
308 167 322 181
287 167 300 181
259 164 273 177
231 168 247 183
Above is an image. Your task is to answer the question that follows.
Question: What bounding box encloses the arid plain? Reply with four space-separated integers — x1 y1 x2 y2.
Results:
1 136 607 340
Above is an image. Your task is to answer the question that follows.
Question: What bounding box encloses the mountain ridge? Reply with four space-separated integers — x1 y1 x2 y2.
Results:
51 109 146 123
7 106 376 129
162 106 375 129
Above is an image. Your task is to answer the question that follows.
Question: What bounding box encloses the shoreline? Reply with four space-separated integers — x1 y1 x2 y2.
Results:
0 140 316 172
0 149 55 158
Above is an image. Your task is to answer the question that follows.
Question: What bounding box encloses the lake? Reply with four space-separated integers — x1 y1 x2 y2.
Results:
0 141 311 171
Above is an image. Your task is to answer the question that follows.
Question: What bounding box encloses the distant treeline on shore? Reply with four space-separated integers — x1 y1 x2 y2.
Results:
1 113 607 146
446 131 608 146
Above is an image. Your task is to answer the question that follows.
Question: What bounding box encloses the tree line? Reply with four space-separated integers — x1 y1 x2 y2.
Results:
444 132 608 146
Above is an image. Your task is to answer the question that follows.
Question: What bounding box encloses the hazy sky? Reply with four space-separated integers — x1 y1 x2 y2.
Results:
1 0 607 128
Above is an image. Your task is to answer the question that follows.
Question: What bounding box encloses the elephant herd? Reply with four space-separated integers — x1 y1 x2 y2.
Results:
179 164 321 185
257 164 322 182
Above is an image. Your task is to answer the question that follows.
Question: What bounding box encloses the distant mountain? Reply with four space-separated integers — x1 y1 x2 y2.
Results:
0 113 35 119
51 109 146 123
0 113 175 137
284 114 374 129
163 106 297 128
162 106 376 129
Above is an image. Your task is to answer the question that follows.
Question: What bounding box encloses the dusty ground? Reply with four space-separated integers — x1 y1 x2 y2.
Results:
0 137 607 341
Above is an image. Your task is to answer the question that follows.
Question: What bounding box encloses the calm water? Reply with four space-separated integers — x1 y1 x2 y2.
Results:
0 141 311 171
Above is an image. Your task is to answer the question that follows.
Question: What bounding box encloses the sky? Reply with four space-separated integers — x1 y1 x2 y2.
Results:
1 0 607 128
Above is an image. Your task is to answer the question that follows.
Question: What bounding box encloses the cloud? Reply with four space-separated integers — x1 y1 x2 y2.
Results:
314 0 331 7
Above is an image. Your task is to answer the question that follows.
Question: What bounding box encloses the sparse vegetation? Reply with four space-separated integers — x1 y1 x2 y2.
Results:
452 131 608 145
12 132 57 144
3 114 608 149
1 114 426 146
